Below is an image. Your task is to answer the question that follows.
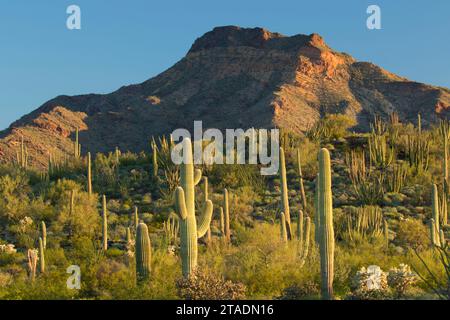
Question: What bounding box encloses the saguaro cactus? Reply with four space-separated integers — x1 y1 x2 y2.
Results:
299 217 311 266
223 189 231 243
431 184 441 246
383 219 389 249
174 138 213 277
74 127 80 158
134 206 139 229
219 207 225 237
430 219 440 247
39 237 45 273
297 149 308 213
136 222 152 283
41 221 47 249
280 212 288 244
87 152 92 196
151 140 158 177
27 249 38 282
102 195 108 251
280 147 292 239
314 174 320 244
317 148 335 300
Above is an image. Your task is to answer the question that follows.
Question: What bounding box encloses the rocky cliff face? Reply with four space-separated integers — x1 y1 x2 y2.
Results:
1 26 449 168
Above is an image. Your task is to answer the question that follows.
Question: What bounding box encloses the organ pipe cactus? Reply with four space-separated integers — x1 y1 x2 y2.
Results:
280 147 292 239
317 148 335 300
223 189 231 243
41 221 47 249
135 222 152 283
102 195 108 251
174 138 213 277
39 237 45 273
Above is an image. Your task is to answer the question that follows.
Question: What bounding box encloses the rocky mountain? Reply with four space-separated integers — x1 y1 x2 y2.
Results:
0 26 449 168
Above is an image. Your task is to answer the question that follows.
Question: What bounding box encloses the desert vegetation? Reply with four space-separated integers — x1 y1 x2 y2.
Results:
0 113 449 300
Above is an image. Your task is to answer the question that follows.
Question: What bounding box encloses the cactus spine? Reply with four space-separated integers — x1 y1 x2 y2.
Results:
102 195 108 251
317 148 335 300
87 152 92 196
41 221 47 249
135 222 152 283
174 138 213 277
280 147 292 239
39 237 45 273
297 149 308 213
223 189 231 243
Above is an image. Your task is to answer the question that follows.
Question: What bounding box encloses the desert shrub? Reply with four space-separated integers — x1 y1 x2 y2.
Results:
176 269 246 300
387 264 418 298
47 179 100 240
349 265 390 300
0 170 30 222
395 219 430 251
307 114 356 141
275 282 319 300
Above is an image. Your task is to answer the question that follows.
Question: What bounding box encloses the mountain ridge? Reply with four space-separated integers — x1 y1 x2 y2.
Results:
1 25 449 168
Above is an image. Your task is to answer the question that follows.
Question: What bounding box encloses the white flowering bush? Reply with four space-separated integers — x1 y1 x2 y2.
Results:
350 265 389 299
0 243 17 254
387 264 418 298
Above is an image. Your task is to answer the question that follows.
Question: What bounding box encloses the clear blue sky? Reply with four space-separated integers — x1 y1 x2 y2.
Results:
1 0 449 130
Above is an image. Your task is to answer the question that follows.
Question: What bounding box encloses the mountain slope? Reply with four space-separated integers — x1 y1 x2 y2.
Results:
1 26 449 168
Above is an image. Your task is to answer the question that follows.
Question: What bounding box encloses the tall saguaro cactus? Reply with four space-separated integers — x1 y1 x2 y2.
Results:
102 195 108 251
431 184 441 246
41 221 47 249
174 138 213 277
280 147 292 239
39 237 45 273
317 148 335 300
297 149 308 213
136 222 152 283
223 189 231 243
